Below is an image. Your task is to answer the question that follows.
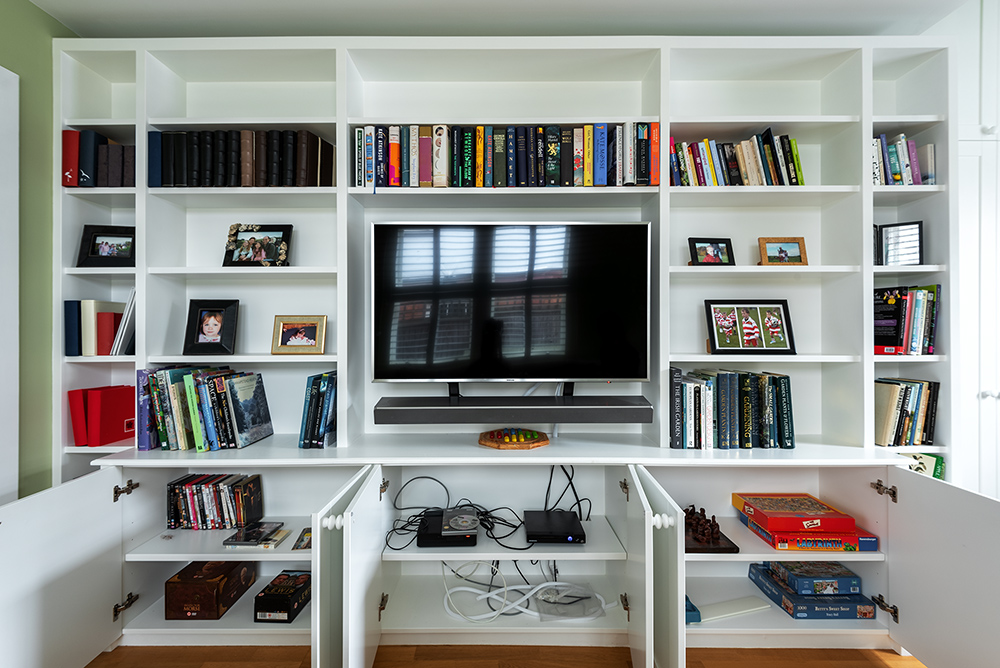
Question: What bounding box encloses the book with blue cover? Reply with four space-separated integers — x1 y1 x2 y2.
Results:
748 563 875 619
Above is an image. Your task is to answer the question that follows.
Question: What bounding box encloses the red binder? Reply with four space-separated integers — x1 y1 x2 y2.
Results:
62 129 80 186
96 311 123 356
86 385 136 446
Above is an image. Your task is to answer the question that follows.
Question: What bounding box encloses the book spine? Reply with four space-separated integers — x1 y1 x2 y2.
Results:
475 125 485 187
516 126 529 187
771 374 795 448
623 122 636 185
779 135 798 185
240 130 254 187
583 124 594 186
560 126 573 187
62 129 80 186
716 374 729 450
408 124 420 187
545 125 561 186
606 126 618 186
524 126 537 187
399 125 410 186
374 125 388 187
649 122 660 186
672 140 687 186
183 375 208 453
635 123 649 186
506 126 517 187
691 142 707 186
669 366 683 449
906 139 923 185
594 123 608 186
572 126 584 186
483 126 493 187
535 126 546 188
702 139 719 186
886 143 903 184
431 124 449 187
417 126 432 187
387 125 401 186
78 130 108 187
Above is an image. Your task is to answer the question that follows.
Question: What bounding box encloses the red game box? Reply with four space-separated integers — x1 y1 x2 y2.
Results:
732 492 856 533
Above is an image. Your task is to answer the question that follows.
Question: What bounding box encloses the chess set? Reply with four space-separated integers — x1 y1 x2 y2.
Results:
684 505 739 553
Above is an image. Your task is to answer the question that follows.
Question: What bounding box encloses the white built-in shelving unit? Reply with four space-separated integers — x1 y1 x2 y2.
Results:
22 35 998 668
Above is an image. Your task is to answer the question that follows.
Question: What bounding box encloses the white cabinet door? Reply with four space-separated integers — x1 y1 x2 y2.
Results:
312 466 374 668
886 467 1000 667
633 465 685 668
0 467 123 668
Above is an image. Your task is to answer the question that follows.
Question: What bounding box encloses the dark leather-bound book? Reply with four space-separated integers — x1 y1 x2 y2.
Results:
108 143 124 187
161 130 176 187
281 130 297 186
374 125 388 188
96 144 110 187
544 125 560 186
266 130 281 186
78 129 108 187
296 130 319 187
492 130 505 187
213 130 228 186
450 126 462 187
226 130 241 187
505 126 516 187
254 131 268 186
173 131 188 187
560 126 574 187
200 130 214 187
723 142 743 186
319 137 335 187
186 131 200 187
122 145 135 187
461 126 474 187
147 131 161 187
240 130 255 187
515 126 529 187
760 127 784 185
779 135 798 185
635 122 649 186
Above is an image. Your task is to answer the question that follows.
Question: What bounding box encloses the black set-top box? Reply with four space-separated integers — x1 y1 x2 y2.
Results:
523 509 586 544
255 570 311 623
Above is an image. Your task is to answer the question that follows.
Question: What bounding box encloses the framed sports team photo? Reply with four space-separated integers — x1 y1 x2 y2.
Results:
271 315 327 355
183 299 239 355
705 299 796 354
76 224 136 267
758 237 808 265
223 223 292 267
688 237 735 266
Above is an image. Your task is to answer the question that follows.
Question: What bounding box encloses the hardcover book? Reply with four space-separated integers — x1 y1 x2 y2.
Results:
594 123 608 186
431 124 449 187
418 125 433 187
544 125 561 186
731 493 856 533
748 563 876 620
225 373 274 448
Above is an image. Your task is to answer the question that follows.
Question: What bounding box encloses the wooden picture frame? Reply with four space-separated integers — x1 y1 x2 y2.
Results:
271 315 327 354
223 223 292 267
705 299 795 354
688 237 735 266
183 299 239 355
76 225 136 267
758 237 807 265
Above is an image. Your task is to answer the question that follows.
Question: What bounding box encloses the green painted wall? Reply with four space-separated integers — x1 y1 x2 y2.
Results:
0 1 76 497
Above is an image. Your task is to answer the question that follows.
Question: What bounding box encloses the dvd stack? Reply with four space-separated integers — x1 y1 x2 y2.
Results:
748 561 876 620
732 492 880 553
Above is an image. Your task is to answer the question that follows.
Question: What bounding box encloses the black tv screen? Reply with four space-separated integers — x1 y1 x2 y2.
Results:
372 222 650 382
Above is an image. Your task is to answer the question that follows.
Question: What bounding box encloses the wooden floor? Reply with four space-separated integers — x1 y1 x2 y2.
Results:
84 645 928 668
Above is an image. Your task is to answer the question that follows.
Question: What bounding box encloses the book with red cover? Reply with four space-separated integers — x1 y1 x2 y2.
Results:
96 311 124 356
62 130 80 186
86 384 136 446
731 492 856 533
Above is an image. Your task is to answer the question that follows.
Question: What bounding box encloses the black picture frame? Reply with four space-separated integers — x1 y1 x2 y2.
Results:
76 225 136 267
705 299 796 354
183 299 239 355
223 223 292 267
688 237 735 266
877 220 923 266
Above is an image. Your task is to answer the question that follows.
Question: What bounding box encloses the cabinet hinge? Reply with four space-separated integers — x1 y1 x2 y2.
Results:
619 593 630 621
379 478 390 501
113 479 140 502
378 593 389 621
871 594 899 623
870 479 898 503
113 592 139 621
619 479 629 501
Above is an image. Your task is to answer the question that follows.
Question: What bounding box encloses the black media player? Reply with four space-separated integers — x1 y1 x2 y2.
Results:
523 509 587 544
416 509 478 548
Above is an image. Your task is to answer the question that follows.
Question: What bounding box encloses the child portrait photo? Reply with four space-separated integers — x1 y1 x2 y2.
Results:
184 299 239 355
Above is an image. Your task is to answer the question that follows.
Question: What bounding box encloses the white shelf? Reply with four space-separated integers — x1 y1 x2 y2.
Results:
669 185 858 207
65 355 136 363
383 515 624 562
126 515 312 562
670 265 859 276
685 517 885 563
873 264 946 274
149 187 336 208
147 266 337 277
874 354 945 363
63 443 132 455
670 354 861 364
149 116 336 129
146 354 338 364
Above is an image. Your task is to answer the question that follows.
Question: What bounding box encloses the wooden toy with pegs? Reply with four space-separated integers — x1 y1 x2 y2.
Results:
478 427 550 450
684 504 740 553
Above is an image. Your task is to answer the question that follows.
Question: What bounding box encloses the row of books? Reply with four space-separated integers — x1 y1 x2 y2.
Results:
748 561 876 620
874 377 940 447
352 122 661 189
872 134 935 186
733 492 879 553
148 129 336 188
669 368 795 450
64 289 136 357
298 370 337 448
61 129 136 188
669 127 804 187
166 472 263 530
136 366 274 452
873 284 940 355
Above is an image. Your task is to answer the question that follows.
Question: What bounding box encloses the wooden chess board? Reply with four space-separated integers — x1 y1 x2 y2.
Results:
684 505 740 553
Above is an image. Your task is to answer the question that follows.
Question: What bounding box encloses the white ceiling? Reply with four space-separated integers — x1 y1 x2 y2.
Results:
29 0 970 39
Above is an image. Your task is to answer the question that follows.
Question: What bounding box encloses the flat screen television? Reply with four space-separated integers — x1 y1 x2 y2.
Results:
371 221 650 383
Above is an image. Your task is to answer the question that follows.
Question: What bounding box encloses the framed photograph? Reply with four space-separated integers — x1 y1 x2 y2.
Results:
758 237 808 265
877 220 923 266
705 299 796 354
271 315 327 355
183 299 239 355
76 225 136 267
688 237 735 265
223 223 292 267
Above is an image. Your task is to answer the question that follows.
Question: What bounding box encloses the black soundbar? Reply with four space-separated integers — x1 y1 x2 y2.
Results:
373 395 653 425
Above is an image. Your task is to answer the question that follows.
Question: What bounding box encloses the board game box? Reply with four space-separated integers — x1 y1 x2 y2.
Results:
254 570 311 623
732 492 856 533
165 561 256 620
748 563 876 620
738 510 879 551
763 561 862 595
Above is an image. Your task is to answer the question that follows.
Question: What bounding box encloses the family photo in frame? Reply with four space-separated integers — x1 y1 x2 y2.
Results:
705 299 796 354
758 237 807 265
223 223 292 267
76 224 136 268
